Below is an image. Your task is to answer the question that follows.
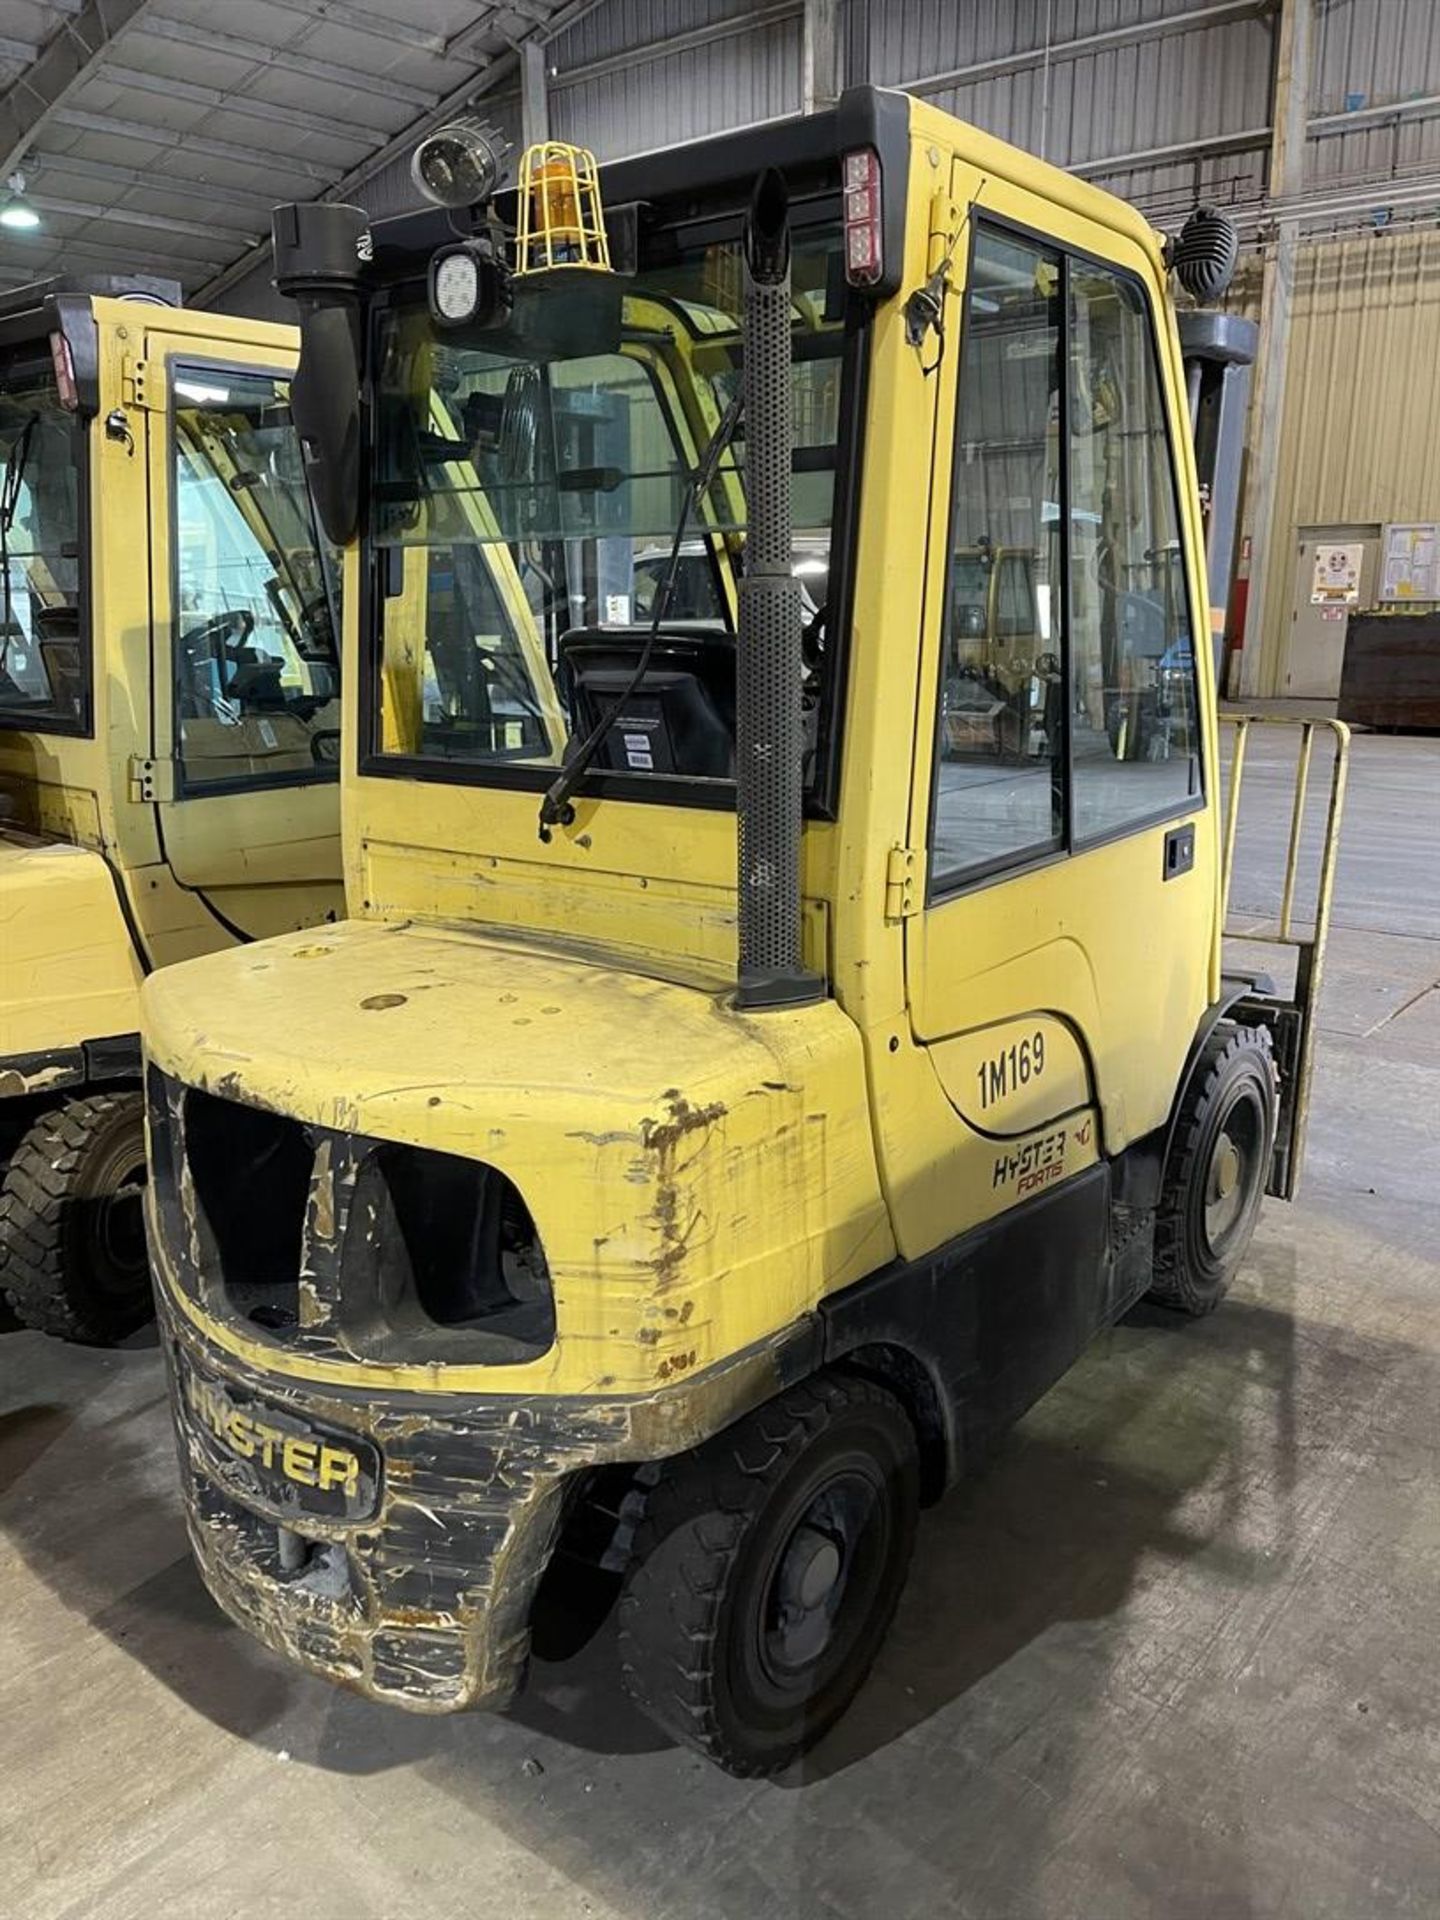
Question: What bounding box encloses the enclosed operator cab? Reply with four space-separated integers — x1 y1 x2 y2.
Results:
141 94 1345 1774
0 279 341 1342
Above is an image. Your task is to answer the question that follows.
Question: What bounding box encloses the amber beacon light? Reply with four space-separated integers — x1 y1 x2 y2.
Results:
515 142 612 275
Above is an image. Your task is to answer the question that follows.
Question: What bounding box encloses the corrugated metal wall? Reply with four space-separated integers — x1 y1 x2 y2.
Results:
549 0 802 157
1254 227 1440 690
861 0 1273 223
1309 0 1440 189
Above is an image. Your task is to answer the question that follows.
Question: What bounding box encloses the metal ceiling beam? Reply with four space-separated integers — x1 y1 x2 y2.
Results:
0 38 43 68
52 105 332 180
1310 91 1440 136
31 146 285 211
102 62 386 149
1074 126 1271 179
0 229 226 276
0 0 155 179
250 0 448 58
28 191 258 245
137 15 441 111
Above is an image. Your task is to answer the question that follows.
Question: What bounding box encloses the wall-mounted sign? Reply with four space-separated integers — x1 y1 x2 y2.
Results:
1311 543 1364 605
1380 523 1439 602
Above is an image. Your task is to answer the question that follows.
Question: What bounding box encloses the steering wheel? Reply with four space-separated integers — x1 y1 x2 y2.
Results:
310 728 342 766
181 608 256 662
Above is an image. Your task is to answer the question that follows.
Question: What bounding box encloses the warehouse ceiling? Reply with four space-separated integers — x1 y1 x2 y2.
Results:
0 0 594 299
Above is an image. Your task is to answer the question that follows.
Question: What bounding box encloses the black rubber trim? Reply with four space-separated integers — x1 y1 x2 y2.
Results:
83 1033 143 1080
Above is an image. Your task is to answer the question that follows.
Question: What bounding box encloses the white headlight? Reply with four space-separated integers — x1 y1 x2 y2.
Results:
431 248 480 325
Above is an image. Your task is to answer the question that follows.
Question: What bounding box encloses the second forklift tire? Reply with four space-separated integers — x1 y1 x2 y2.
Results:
618 1371 919 1777
1149 1023 1277 1317
0 1092 152 1344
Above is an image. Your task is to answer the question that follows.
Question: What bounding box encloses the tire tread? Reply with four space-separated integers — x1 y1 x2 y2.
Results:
0 1091 148 1342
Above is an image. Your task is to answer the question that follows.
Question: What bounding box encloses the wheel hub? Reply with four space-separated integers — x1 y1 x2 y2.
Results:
1211 1136 1241 1201
780 1524 843 1613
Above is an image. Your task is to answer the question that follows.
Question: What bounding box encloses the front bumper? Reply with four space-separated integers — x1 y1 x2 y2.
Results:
159 1287 807 1713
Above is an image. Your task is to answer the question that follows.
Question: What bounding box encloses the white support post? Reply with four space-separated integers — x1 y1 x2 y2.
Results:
521 37 550 151
802 0 841 113
1237 0 1313 698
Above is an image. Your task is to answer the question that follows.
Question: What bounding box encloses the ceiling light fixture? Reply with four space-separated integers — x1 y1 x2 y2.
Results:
1 171 40 230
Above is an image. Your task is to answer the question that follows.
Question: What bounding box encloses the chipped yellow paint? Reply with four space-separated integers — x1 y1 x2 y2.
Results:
144 915 896 1396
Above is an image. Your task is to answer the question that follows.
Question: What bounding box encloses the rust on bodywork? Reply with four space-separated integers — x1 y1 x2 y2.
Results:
156 1274 810 1715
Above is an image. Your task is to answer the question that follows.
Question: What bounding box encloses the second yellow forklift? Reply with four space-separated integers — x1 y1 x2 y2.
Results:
0 278 341 1341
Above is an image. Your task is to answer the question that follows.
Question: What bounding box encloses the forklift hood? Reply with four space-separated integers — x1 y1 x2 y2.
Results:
0 829 143 1069
141 916 893 1394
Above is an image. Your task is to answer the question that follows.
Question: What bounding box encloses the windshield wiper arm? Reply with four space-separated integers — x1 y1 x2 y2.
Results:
537 389 743 840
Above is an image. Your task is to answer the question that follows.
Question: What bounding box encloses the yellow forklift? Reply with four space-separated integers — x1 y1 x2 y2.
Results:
0 277 342 1342
141 96 1346 1774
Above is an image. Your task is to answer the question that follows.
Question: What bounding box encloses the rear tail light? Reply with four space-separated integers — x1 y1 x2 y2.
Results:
49 331 77 410
842 147 883 287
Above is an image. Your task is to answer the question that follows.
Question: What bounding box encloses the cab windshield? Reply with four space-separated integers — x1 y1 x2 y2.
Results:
0 350 85 730
370 209 849 794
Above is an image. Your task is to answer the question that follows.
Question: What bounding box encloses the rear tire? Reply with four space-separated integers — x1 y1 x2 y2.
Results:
0 1092 152 1344
1148 1024 1276 1317
618 1371 919 1777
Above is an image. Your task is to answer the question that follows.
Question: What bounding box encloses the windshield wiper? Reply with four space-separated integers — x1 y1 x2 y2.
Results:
537 389 743 840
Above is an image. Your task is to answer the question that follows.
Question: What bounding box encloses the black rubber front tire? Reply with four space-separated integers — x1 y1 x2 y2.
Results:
618 1371 919 1777
1149 1023 1277 1317
0 1092 152 1343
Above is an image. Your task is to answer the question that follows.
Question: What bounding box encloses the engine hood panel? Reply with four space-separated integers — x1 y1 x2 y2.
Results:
0 831 143 1060
142 915 895 1395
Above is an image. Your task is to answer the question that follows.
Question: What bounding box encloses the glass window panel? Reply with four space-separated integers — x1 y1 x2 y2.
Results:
932 230 1064 887
0 354 84 730
172 366 341 788
1068 263 1201 839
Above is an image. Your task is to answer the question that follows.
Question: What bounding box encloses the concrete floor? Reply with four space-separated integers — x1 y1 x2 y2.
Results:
3 728 1439 1920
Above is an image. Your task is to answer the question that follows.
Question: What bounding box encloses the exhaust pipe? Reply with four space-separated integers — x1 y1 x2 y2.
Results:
272 201 369 548
735 169 821 1011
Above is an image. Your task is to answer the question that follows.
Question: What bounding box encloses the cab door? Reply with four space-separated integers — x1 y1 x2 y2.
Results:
143 336 343 939
900 180 1217 1246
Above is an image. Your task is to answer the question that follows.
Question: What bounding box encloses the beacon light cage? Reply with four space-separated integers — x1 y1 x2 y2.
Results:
514 143 612 277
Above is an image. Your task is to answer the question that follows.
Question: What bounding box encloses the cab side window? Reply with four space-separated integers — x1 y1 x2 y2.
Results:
930 229 1202 892
931 230 1064 886
1069 262 1201 839
172 365 340 790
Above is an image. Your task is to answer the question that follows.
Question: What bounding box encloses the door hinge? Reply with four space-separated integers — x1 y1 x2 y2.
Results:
120 355 161 412
885 845 925 920
128 755 176 803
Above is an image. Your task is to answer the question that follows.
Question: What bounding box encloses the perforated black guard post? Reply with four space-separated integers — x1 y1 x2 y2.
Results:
735 169 822 1012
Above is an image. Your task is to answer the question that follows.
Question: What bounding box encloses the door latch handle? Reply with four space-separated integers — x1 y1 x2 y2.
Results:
1163 823 1195 880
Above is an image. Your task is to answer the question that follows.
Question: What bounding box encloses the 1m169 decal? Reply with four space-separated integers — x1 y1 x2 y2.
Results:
930 1014 1093 1137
